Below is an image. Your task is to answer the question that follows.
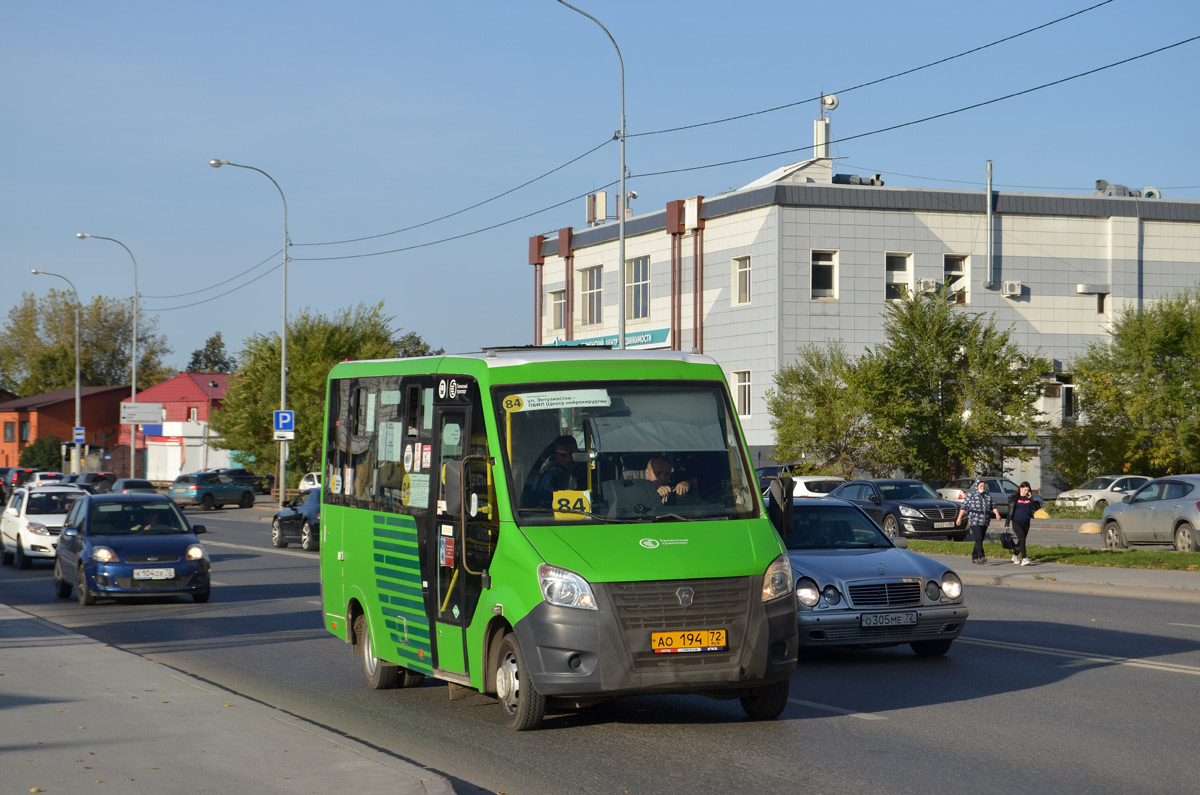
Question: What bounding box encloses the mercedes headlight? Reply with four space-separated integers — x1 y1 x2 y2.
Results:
940 571 963 600
796 576 820 608
537 564 597 610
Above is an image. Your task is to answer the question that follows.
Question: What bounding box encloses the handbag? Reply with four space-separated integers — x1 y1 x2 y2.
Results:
998 530 1017 550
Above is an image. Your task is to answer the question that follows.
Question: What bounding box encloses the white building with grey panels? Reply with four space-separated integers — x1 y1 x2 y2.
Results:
527 158 1200 492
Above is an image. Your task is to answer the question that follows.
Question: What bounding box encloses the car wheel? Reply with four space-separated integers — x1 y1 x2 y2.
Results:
301 520 318 551
740 679 790 720
240 491 254 509
495 633 545 731
271 519 288 548
192 589 211 603
1174 522 1198 553
77 565 95 606
1095 499 1107 511
911 639 954 657
1103 521 1128 551
882 514 900 538
15 538 31 570
53 559 72 599
0 545 11 565
200 494 215 511
355 614 400 690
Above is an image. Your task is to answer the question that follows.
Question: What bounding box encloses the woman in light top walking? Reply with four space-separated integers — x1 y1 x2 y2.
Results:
957 479 1001 564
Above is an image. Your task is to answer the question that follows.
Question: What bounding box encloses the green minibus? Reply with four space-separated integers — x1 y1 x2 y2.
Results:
319 348 797 729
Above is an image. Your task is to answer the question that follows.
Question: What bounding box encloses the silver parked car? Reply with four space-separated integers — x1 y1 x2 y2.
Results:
1057 475 1150 511
937 477 1020 518
783 498 968 656
1101 475 1200 552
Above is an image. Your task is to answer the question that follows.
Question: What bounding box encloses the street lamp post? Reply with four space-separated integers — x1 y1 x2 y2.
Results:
76 233 139 478
556 0 626 349
203 379 218 471
31 269 82 474
210 159 290 509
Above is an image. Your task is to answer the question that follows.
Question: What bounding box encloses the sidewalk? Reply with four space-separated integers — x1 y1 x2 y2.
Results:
923 552 1200 602
0 604 454 795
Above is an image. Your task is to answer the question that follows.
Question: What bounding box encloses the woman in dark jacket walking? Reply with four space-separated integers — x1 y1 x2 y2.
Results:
1005 481 1041 565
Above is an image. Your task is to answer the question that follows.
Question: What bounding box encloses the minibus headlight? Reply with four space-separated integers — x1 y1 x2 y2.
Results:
537 564 598 610
761 554 794 602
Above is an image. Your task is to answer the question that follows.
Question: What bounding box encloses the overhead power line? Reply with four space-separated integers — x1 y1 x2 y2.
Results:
631 0 1116 137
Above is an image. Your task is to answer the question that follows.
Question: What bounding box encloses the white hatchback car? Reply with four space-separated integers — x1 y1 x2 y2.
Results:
298 471 321 492
1057 475 1150 511
1 485 87 569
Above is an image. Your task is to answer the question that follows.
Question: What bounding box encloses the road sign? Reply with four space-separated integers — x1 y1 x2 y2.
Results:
73 426 86 443
120 402 164 424
273 410 295 432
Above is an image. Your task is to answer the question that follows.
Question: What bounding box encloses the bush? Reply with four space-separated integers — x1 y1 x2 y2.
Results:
18 434 63 471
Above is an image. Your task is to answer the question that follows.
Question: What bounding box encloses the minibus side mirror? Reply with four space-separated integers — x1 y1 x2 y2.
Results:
767 476 794 539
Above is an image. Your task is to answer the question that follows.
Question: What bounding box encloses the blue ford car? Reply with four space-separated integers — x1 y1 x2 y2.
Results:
53 493 211 605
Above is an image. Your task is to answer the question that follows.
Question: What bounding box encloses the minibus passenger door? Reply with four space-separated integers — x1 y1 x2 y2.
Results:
431 408 476 677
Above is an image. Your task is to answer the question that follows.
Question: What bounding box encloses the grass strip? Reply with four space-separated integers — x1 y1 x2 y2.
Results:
906 540 1200 572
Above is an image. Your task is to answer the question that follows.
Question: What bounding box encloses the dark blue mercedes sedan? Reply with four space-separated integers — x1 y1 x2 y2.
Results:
53 493 211 605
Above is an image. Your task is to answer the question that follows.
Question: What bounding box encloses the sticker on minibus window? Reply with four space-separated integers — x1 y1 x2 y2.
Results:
502 390 611 413
553 490 592 521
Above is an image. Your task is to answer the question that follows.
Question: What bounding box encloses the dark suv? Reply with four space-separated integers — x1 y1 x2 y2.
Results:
207 467 275 495
74 472 118 494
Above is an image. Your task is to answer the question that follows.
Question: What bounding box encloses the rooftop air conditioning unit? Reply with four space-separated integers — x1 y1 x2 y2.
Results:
918 278 938 293
1002 281 1022 297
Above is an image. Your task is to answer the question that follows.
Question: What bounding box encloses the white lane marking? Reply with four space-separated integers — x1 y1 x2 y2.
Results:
787 698 886 720
1167 623 1200 629
204 540 315 560
959 637 1200 677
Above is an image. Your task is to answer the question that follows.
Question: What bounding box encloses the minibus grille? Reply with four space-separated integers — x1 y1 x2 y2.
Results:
606 577 753 671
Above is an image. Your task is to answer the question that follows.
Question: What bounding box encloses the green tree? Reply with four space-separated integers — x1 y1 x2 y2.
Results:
1051 290 1200 482
19 433 64 470
768 287 1048 483
765 343 885 477
210 302 439 487
0 290 173 395
186 332 237 373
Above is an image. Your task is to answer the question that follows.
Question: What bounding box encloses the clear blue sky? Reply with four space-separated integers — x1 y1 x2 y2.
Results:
4 0 1197 371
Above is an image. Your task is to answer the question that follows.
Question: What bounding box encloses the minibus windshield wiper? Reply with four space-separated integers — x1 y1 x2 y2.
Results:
518 507 633 524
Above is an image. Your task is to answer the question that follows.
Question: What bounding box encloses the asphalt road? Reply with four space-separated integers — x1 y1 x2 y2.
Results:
2 507 1197 794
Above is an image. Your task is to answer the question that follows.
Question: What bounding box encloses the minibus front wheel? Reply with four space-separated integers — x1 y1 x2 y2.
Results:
495 633 545 731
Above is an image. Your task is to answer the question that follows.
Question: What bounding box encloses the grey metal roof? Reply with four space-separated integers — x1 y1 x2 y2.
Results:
540 184 1200 255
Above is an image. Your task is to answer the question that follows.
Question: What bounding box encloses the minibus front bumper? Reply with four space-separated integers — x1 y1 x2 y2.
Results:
513 575 798 698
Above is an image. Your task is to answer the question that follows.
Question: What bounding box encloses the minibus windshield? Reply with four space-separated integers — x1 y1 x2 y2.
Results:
496 381 758 524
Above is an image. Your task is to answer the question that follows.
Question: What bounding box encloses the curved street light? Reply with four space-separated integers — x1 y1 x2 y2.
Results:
31 269 83 474
556 0 627 348
210 159 291 509
76 232 140 478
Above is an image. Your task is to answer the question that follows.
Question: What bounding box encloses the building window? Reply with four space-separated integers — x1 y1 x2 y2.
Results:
3 422 12 442
549 290 565 331
188 407 198 422
581 266 603 326
885 253 911 301
944 255 969 304
732 256 751 305
19 421 30 443
626 256 649 320
734 370 751 416
1062 384 1076 420
811 251 837 299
